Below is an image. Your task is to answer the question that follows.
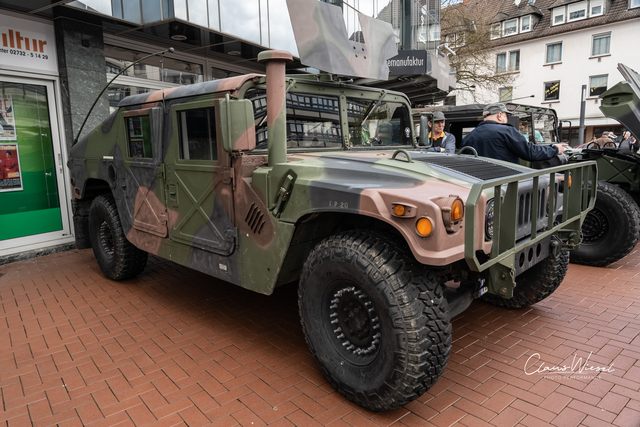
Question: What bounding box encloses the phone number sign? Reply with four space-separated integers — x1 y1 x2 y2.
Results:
0 14 57 74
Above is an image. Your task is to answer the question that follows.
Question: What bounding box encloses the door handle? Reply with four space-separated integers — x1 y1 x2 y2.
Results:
45 172 52 176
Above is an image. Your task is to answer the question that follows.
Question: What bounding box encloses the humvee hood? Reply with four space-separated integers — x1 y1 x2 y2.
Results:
288 151 527 186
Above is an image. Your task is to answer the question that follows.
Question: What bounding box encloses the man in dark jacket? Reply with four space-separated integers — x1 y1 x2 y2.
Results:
462 102 567 164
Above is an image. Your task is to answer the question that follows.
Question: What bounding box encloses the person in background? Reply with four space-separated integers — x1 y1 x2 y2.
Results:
421 111 456 153
595 131 615 148
367 122 399 146
619 131 638 152
462 102 567 164
519 122 544 143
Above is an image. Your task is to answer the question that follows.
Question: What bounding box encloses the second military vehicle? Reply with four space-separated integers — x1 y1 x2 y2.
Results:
433 79 640 268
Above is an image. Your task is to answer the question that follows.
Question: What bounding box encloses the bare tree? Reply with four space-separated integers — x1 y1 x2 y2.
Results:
440 0 516 101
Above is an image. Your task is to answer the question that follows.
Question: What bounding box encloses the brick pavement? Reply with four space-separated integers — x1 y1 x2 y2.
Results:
1 246 639 427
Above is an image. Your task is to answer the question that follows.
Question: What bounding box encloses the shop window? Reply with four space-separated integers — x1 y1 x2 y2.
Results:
630 0 640 8
500 87 513 102
0 81 64 240
105 45 204 85
592 32 610 56
178 108 217 161
126 116 153 159
544 81 561 101
546 42 562 63
589 75 608 97
552 7 565 25
520 16 531 32
503 19 518 36
568 1 587 21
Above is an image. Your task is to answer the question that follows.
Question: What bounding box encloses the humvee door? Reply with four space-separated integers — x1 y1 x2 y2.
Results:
164 99 236 256
122 107 168 237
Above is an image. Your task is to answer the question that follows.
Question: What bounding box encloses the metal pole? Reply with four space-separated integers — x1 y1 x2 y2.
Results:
578 84 587 146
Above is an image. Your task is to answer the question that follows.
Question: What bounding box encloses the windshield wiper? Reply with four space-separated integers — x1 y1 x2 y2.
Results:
358 92 387 127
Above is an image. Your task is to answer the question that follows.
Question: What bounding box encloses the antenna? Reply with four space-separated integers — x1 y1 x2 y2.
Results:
73 47 175 146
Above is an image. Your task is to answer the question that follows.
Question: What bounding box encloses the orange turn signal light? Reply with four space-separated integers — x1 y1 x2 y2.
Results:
451 199 464 221
394 204 406 216
416 217 433 237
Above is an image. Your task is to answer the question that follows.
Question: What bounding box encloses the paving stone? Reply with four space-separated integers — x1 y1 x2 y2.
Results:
0 249 639 425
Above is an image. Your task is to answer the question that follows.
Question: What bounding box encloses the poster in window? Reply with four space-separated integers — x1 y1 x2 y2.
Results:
0 144 23 192
544 81 560 101
129 138 145 158
128 117 144 138
0 96 17 141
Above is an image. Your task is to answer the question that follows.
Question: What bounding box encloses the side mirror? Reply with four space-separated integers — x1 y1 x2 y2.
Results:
220 94 256 154
419 115 431 147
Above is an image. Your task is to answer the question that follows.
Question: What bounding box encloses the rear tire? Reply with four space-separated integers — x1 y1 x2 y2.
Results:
88 194 148 280
298 230 451 411
482 247 569 309
571 181 640 267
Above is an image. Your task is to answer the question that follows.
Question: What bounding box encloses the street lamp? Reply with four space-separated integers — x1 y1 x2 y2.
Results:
511 94 535 101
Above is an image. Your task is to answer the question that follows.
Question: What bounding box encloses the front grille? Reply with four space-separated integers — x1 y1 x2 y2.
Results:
514 176 556 241
417 156 523 181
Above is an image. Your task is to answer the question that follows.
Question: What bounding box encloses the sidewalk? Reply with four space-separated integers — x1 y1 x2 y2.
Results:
0 246 639 427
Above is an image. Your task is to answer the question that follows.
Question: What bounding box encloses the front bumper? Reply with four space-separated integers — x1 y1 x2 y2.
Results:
464 161 598 298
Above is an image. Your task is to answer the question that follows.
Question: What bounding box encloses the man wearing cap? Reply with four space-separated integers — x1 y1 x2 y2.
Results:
462 102 567 164
421 111 456 153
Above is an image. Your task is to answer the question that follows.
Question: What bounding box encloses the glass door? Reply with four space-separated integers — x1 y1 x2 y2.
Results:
0 80 65 241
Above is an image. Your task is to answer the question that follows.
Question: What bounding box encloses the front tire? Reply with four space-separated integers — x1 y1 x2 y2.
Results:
88 194 148 280
571 181 640 267
298 230 451 411
482 246 569 309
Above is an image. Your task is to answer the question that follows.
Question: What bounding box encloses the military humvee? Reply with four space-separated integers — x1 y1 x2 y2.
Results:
67 46 598 410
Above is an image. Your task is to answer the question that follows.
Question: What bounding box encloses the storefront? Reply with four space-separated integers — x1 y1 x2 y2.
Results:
0 12 74 257
0 1 451 260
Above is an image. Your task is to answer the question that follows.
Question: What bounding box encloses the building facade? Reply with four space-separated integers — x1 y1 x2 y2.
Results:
0 0 450 259
454 0 640 144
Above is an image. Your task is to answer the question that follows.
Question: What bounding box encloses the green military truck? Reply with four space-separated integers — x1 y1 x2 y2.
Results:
433 66 640 269
67 48 596 410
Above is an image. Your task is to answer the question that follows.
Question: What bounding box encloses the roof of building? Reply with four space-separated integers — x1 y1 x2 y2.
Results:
462 0 640 47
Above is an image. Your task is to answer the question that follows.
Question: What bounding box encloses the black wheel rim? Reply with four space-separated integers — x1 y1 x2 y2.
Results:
324 282 380 365
581 208 609 244
98 220 115 259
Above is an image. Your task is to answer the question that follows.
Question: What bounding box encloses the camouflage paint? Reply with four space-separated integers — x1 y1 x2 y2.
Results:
286 0 397 80
68 61 595 297
257 51 293 166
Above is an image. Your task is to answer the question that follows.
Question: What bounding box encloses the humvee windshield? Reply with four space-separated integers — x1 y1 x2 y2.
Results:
347 98 412 148
508 106 558 144
247 89 413 151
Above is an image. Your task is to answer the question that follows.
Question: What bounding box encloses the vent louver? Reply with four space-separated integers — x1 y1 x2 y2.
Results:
245 203 266 235
417 156 523 181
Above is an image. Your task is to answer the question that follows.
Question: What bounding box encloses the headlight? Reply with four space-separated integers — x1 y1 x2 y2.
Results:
485 199 494 240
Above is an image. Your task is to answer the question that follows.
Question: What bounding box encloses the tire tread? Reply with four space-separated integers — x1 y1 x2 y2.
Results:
298 230 451 411
89 194 148 280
